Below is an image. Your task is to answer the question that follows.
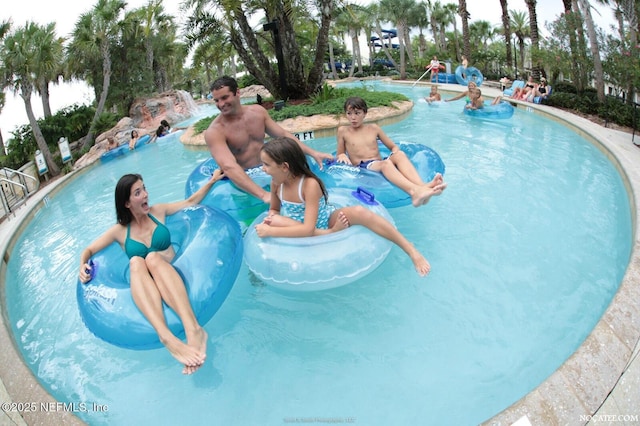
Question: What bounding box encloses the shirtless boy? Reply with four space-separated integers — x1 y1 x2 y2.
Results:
204 76 333 203
336 97 447 207
425 85 442 103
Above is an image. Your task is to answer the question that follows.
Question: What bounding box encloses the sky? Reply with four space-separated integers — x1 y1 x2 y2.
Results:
1 0 618 143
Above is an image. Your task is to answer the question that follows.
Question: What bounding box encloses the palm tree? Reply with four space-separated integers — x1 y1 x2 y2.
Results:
510 10 530 77
69 0 126 150
458 0 470 59
379 0 417 79
597 0 637 103
442 3 459 57
368 3 398 69
134 0 176 93
469 20 494 50
335 4 369 77
428 1 448 52
32 22 64 118
1 22 60 175
500 0 513 73
186 0 334 100
576 0 605 101
524 0 542 80
0 19 11 151
413 2 430 59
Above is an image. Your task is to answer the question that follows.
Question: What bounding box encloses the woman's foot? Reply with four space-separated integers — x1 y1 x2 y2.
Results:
161 335 206 373
182 327 208 375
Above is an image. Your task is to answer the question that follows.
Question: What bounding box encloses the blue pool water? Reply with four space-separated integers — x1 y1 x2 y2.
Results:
4 83 632 425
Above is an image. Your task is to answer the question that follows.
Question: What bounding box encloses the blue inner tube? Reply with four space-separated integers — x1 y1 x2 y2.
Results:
464 101 515 119
243 188 394 291
185 158 272 226
100 134 151 163
316 142 445 208
454 65 484 86
76 205 243 350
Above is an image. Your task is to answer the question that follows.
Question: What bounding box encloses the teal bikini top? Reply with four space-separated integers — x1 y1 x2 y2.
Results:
124 214 171 259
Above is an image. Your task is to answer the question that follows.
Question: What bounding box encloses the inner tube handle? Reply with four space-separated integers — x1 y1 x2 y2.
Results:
352 186 379 206
87 259 97 281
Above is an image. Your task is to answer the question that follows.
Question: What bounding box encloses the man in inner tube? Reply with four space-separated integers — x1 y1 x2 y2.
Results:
204 76 333 204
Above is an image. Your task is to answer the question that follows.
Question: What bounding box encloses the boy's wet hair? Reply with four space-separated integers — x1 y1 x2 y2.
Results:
343 97 368 113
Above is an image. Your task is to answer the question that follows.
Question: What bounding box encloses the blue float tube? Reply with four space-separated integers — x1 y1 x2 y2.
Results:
432 73 457 84
243 188 394 291
100 134 151 163
185 158 271 226
316 141 445 209
454 65 484 86
464 101 515 119
77 205 243 350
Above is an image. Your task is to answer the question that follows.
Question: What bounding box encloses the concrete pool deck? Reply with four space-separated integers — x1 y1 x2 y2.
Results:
0 81 638 425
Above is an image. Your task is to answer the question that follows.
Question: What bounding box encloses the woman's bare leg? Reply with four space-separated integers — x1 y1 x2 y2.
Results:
144 253 207 374
129 256 205 373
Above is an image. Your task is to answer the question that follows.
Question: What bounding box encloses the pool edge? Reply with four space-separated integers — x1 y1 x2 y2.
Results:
0 168 90 426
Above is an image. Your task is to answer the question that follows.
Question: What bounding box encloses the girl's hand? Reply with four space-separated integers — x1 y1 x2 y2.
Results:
263 214 274 225
211 169 224 182
255 223 271 238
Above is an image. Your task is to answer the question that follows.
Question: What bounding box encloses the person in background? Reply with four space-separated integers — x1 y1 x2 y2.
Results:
465 87 484 110
129 130 140 150
425 85 442 103
427 55 441 82
106 136 118 151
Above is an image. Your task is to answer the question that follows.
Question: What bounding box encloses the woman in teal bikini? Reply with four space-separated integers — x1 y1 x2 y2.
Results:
78 170 223 374
254 137 432 276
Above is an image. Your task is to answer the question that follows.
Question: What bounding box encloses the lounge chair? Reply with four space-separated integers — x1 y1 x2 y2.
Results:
503 80 524 97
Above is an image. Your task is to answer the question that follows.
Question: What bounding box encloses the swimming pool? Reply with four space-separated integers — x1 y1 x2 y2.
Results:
3 84 632 425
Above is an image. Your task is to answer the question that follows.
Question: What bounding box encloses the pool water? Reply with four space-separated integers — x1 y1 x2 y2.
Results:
4 84 632 425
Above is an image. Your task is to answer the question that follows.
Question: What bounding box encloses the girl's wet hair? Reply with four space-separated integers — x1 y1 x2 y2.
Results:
115 174 143 225
343 96 368 113
261 137 328 201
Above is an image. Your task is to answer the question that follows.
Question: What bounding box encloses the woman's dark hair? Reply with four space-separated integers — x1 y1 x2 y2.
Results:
156 125 165 137
115 174 143 225
161 119 170 129
343 96 368 113
261 137 328 201
131 130 138 139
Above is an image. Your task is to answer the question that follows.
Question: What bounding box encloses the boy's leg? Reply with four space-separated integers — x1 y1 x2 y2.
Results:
387 151 425 185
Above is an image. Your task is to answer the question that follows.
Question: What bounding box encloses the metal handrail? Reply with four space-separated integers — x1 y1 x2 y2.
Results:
0 167 39 194
0 177 29 217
